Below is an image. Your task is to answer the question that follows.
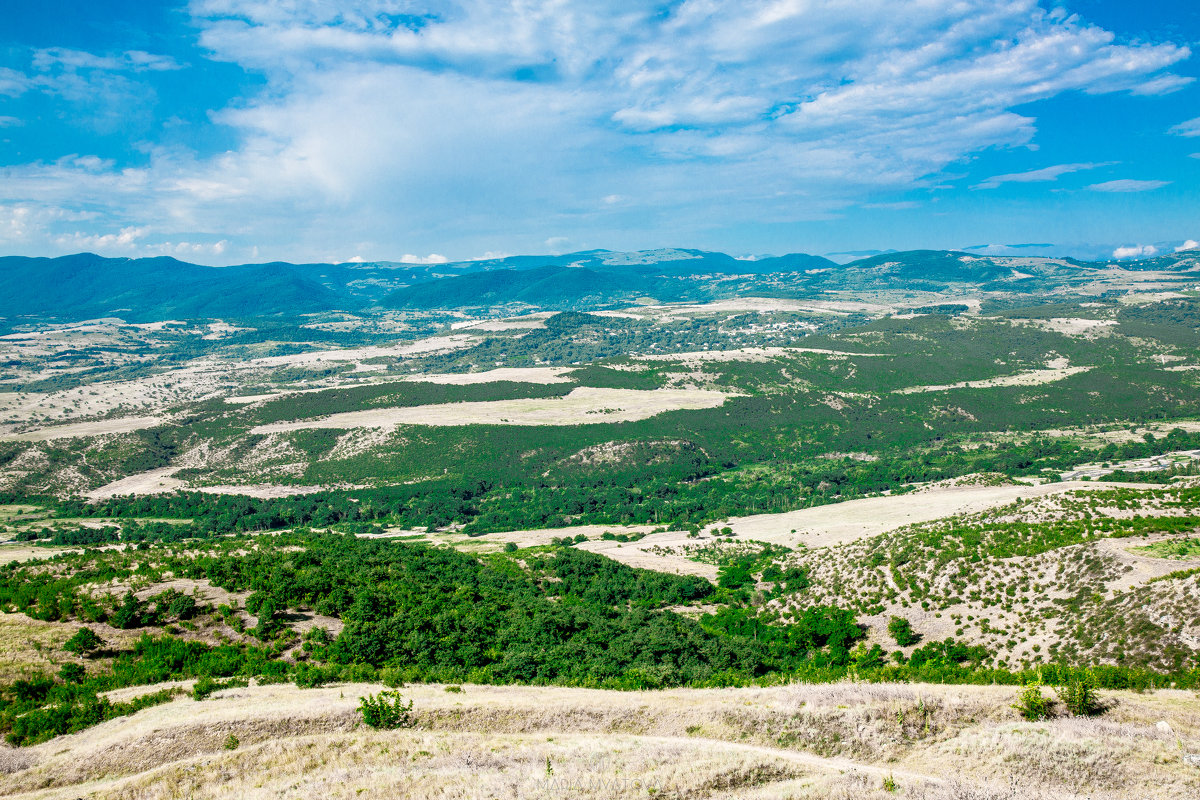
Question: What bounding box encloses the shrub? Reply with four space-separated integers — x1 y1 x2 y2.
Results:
168 593 198 620
717 565 753 589
1057 672 1102 717
58 663 86 684
887 616 917 647
193 675 249 701
1013 684 1052 721
358 690 414 729
111 593 143 630
62 628 103 656
253 599 281 640
224 733 239 750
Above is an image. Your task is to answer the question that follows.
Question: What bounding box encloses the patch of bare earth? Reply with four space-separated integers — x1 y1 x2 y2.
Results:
1 416 163 442
895 365 1091 394
402 366 573 384
718 480 1140 550
249 387 730 432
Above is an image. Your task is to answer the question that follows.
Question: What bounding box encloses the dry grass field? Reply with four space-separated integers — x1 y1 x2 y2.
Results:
400 367 573 384
0 680 1196 799
250 386 730 432
894 365 1091 395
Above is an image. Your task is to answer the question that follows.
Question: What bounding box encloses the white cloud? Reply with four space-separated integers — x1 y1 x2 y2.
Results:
1176 240 1199 252
972 162 1111 190
1087 179 1170 193
398 253 448 264
0 67 29 97
0 116 21 127
52 226 147 253
0 0 1194 260
1169 117 1200 137
862 201 920 210
1112 244 1157 259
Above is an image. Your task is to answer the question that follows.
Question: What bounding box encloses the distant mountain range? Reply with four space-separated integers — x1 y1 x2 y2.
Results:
1 248 1197 323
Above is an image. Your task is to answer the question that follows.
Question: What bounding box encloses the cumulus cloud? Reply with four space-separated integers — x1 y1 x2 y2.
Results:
1177 240 1200 252
1087 179 1170 193
0 0 1194 260
398 253 449 264
1112 244 1158 259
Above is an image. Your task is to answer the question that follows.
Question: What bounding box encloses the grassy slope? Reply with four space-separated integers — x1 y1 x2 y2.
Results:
1 680 1196 799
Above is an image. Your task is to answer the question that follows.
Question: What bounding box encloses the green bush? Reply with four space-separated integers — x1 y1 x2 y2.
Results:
1012 684 1052 721
887 616 917 647
1057 672 1102 717
62 628 103 656
358 690 414 729
58 663 86 684
224 733 239 750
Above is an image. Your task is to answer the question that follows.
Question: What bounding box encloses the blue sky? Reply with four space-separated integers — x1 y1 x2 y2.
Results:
0 0 1197 265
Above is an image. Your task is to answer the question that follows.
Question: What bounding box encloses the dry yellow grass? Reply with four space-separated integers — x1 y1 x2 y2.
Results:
0 416 163 443
250 386 730 432
894 366 1091 394
401 367 573 384
0 614 74 682
0 680 1196 799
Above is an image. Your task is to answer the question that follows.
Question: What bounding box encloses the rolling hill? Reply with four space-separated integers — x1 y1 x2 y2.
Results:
2 248 1198 323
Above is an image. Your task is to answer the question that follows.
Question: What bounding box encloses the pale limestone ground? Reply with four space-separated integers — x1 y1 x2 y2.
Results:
1010 317 1119 337
577 531 720 579
1099 535 1200 593
894 365 1091 394
1 681 1196 800
449 313 552 331
85 466 186 500
635 346 885 362
193 484 363 499
420 524 658 551
1038 420 1200 444
0 416 164 442
241 336 478 368
400 366 573 384
665 297 895 315
717 480 1139 550
250 386 730 432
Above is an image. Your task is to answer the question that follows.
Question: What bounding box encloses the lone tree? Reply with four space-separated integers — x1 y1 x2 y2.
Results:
887 616 917 647
62 627 104 657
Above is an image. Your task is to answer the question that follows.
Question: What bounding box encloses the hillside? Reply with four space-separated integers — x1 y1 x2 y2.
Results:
0 249 1199 796
1 679 1196 799
382 265 697 309
3 248 1198 324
